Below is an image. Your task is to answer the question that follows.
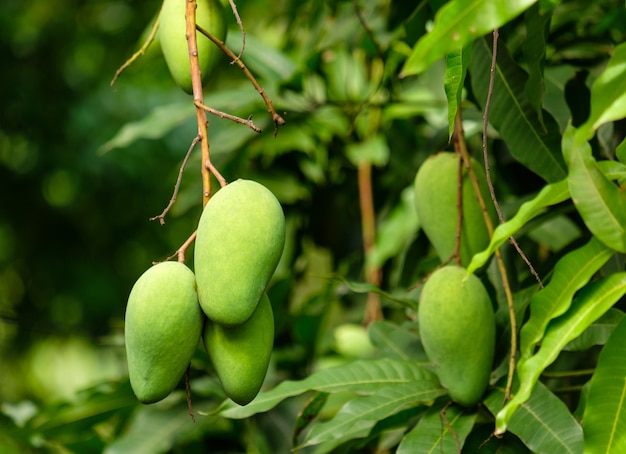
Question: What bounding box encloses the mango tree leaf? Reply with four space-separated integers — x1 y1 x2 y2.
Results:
470 36 567 183
564 308 625 351
580 41 626 138
495 272 626 434
563 125 626 253
401 0 537 76
397 401 477 453
298 381 445 450
485 380 583 454
98 102 192 154
345 134 390 167
329 275 417 309
582 316 626 453
292 392 329 445
444 45 472 139
519 236 613 358
467 179 569 274
368 320 425 362
216 359 441 419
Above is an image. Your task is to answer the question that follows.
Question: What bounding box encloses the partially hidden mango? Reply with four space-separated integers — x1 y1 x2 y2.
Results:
194 179 285 326
414 152 496 267
418 265 495 407
159 0 227 93
125 261 203 404
203 293 274 405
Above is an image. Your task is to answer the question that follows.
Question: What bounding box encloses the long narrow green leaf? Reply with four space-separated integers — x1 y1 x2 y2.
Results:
216 359 440 419
467 179 569 274
444 45 472 139
519 237 613 358
563 125 626 253
495 272 626 434
397 402 477 454
299 382 445 450
470 36 567 183
583 317 626 453
580 41 626 138
401 0 537 76
485 380 583 454
564 308 625 351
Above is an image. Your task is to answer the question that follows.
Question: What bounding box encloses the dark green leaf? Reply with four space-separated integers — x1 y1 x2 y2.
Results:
470 36 567 183
444 45 472 138
292 392 329 445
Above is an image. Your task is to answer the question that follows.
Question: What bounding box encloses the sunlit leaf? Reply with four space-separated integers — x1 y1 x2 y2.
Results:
519 236 613 358
563 125 626 252
299 381 444 450
216 359 441 419
470 36 567 183
583 316 626 453
401 0 537 76
580 41 626 137
467 179 569 274
495 272 626 434
564 308 625 351
397 401 477 453
444 45 472 139
485 380 583 453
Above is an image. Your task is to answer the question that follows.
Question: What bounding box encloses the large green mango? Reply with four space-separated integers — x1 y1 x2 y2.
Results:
159 0 227 94
414 152 497 267
418 265 495 407
203 293 274 405
194 179 285 326
125 261 203 404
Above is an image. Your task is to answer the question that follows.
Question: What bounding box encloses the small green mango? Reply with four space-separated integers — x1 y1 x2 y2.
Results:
194 179 285 326
125 261 203 404
414 152 496 267
418 265 495 407
159 0 227 94
203 293 274 405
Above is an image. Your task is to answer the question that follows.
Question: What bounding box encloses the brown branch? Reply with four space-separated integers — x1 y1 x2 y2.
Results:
194 101 262 132
454 144 463 266
227 0 246 61
111 14 161 86
150 136 200 225
358 161 383 325
185 365 195 422
186 0 213 207
196 24 286 131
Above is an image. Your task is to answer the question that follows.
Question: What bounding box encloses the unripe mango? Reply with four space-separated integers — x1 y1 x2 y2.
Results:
203 293 274 405
159 0 227 94
414 152 496 267
418 265 495 407
125 261 203 404
194 179 285 326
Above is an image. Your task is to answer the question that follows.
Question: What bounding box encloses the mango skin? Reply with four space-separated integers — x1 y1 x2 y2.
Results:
194 179 285 326
125 261 203 404
418 265 495 407
203 293 274 405
159 0 227 94
414 152 497 267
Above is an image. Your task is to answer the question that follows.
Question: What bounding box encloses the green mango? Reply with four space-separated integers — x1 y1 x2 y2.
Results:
418 265 495 407
414 152 497 267
203 293 274 405
194 179 285 326
125 261 203 404
159 0 227 94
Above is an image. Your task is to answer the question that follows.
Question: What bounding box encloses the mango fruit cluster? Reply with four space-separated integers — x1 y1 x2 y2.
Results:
125 179 285 406
159 0 227 93
414 153 496 406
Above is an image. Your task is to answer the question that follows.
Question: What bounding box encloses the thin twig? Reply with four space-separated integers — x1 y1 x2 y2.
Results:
481 29 517 403
439 401 461 453
194 101 262 132
454 143 463 266
185 365 195 422
227 0 246 61
205 159 228 188
111 14 161 86
150 136 200 225
352 0 384 61
196 24 286 131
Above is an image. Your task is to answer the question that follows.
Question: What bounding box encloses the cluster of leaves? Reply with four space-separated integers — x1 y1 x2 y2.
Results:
2 0 626 453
